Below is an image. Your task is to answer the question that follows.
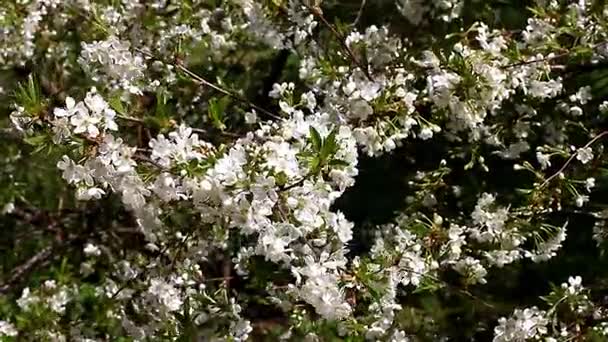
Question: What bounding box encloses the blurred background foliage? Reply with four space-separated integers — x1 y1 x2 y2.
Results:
2 0 608 340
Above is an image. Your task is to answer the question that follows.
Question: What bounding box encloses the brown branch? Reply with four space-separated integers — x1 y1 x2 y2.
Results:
303 2 374 82
117 113 240 138
0 226 81 294
116 113 144 124
0 246 54 293
132 154 165 169
135 48 282 121
175 63 283 121
222 257 232 290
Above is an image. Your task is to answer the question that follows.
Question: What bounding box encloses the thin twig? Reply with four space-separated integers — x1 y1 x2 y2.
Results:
0 128 23 140
0 246 53 293
133 154 165 169
117 114 239 138
135 48 282 121
351 0 366 28
303 2 375 82
175 63 283 121
0 222 82 294
280 173 311 191
222 257 231 290
116 113 144 124
539 130 608 188
367 262 495 309
502 41 608 69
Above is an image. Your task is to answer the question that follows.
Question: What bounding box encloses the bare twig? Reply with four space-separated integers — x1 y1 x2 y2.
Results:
0 218 82 294
539 130 608 188
303 2 375 82
117 113 239 138
132 154 165 169
502 41 608 69
351 0 366 28
0 246 54 293
279 173 312 191
135 48 282 121
116 113 144 124
175 63 283 121
0 128 23 140
222 257 231 290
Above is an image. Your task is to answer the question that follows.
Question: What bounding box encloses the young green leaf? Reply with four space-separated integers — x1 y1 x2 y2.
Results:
309 126 322 152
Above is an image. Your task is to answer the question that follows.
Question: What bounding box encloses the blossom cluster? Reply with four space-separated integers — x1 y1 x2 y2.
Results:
1 0 608 341
493 276 608 341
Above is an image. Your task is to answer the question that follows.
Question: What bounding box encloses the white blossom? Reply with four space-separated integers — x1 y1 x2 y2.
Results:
576 147 594 164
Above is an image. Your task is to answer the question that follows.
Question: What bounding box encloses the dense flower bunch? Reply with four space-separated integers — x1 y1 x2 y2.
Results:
2 0 608 340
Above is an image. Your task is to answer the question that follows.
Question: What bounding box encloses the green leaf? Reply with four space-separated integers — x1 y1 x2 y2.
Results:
320 127 338 160
108 95 126 115
23 135 47 147
309 126 322 152
14 74 45 114
207 96 230 131
155 89 169 118
309 158 321 174
329 159 350 167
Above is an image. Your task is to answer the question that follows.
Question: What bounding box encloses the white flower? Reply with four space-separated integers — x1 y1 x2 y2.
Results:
79 37 145 93
48 288 70 314
527 223 567 262
569 106 583 116
493 307 548 342
148 278 182 312
51 117 72 143
301 91 317 111
0 321 17 337
575 195 589 207
562 275 583 295
329 212 354 243
585 177 595 192
299 273 352 320
279 100 294 114
569 86 592 104
17 287 39 311
70 109 101 137
2 202 15 214
56 156 93 186
419 127 433 140
269 82 294 98
264 141 300 179
84 92 108 114
453 257 488 284
576 147 594 164
244 110 257 124
53 97 84 118
76 187 106 200
44 280 57 289
83 243 101 257
230 319 253 341
470 193 509 243
536 151 551 169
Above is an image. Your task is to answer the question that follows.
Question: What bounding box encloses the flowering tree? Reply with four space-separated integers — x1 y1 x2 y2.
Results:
2 0 608 340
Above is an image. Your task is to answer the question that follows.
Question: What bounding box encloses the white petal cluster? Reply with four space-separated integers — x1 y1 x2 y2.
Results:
79 37 146 94
53 90 118 140
397 0 464 25
0 321 18 337
6 0 608 339
493 307 548 342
